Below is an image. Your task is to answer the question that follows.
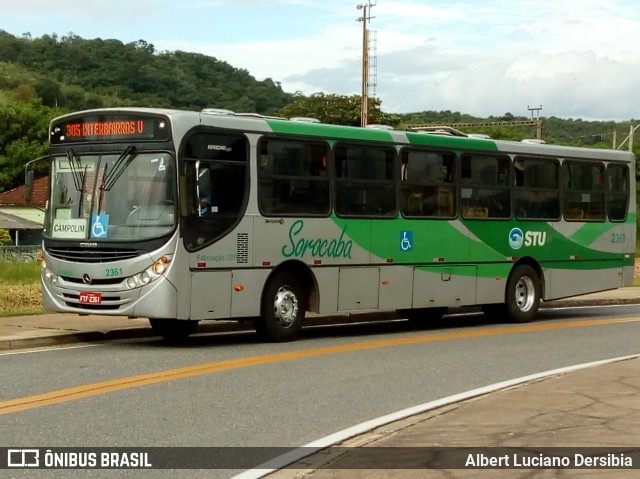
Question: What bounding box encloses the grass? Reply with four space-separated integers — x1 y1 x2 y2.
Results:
0 261 41 285
0 261 44 316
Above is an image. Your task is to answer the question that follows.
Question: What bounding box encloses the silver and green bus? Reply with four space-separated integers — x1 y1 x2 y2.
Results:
36 108 636 341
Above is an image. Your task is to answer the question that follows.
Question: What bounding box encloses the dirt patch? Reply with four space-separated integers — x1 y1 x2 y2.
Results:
0 283 43 316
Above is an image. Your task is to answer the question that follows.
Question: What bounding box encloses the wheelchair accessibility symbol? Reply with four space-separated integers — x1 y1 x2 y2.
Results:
400 231 413 251
91 214 109 239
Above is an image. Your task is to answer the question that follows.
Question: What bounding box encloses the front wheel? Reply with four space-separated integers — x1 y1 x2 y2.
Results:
256 271 306 342
149 318 199 341
505 264 541 323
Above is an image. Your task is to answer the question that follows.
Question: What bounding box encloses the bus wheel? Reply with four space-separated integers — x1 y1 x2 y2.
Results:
257 272 305 342
149 318 199 341
505 264 541 323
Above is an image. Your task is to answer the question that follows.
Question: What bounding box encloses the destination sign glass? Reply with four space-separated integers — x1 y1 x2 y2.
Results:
50 114 171 144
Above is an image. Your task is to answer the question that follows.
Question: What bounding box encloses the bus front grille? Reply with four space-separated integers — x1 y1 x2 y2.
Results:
60 276 123 286
48 247 141 263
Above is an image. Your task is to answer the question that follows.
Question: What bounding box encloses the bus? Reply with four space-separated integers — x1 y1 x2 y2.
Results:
31 107 636 342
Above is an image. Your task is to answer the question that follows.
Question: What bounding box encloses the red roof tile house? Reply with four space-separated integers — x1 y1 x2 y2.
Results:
0 177 48 245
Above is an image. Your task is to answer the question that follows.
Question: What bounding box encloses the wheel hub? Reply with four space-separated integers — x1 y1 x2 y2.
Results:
273 286 299 327
514 276 535 312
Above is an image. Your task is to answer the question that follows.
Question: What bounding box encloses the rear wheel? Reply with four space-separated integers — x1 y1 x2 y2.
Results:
149 318 199 341
504 264 541 323
256 271 306 342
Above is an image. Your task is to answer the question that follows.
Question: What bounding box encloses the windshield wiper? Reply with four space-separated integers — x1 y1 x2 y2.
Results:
103 145 137 191
98 162 108 213
66 148 88 217
66 148 86 192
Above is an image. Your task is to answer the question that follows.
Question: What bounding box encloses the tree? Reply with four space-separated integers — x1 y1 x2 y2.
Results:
278 93 400 127
34 78 62 107
10 83 38 102
0 100 52 193
0 31 293 115
0 228 11 246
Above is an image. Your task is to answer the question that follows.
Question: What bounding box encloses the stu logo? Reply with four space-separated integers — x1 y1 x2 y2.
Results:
525 231 547 246
508 228 547 249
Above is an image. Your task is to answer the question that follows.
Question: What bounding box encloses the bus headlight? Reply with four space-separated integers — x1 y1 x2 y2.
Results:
124 259 168 289
43 266 59 284
139 271 151 285
152 261 166 275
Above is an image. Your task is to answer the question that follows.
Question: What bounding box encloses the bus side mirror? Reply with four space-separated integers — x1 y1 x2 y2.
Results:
25 170 35 203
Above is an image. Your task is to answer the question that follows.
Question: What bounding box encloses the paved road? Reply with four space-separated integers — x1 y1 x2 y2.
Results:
1 300 640 478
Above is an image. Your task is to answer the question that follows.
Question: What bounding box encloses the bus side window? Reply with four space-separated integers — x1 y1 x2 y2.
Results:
258 139 330 216
400 149 456 218
607 164 629 221
514 157 560 220
334 144 396 217
562 160 605 221
460 154 510 219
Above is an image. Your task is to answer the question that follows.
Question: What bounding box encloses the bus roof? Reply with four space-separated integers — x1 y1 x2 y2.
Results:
50 107 636 163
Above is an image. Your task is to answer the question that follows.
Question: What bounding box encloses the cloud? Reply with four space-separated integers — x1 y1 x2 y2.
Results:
7 0 167 21
288 44 640 121
385 50 640 120
2 0 639 119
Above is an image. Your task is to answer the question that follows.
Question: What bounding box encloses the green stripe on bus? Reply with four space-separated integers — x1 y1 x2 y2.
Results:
406 133 500 151
265 120 395 142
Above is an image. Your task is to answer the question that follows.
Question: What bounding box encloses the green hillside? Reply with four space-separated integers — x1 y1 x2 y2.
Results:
0 30 637 196
0 30 293 113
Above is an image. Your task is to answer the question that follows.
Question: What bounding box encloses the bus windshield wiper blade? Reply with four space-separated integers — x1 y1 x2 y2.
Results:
98 162 109 213
66 148 88 216
103 145 137 191
66 148 86 192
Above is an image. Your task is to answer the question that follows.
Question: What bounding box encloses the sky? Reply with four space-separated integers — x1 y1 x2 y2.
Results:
2 0 639 121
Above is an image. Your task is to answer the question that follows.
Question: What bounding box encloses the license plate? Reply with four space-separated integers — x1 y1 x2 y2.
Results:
79 292 102 304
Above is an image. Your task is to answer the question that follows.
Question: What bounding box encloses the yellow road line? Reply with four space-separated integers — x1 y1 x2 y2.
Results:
1 316 638 416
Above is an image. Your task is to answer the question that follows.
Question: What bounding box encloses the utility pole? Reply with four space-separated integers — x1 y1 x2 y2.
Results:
357 1 376 127
527 105 543 139
616 124 639 152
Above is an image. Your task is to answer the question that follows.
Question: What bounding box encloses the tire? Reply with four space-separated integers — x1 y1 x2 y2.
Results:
149 318 199 341
256 271 306 342
504 264 541 323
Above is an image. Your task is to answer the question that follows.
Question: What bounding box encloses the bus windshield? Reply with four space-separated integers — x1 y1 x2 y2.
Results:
46 150 176 242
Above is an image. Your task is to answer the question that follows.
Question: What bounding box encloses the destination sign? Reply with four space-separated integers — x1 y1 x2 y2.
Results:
50 114 171 144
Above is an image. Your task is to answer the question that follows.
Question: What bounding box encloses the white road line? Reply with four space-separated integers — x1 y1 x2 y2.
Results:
0 343 101 356
231 354 640 479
